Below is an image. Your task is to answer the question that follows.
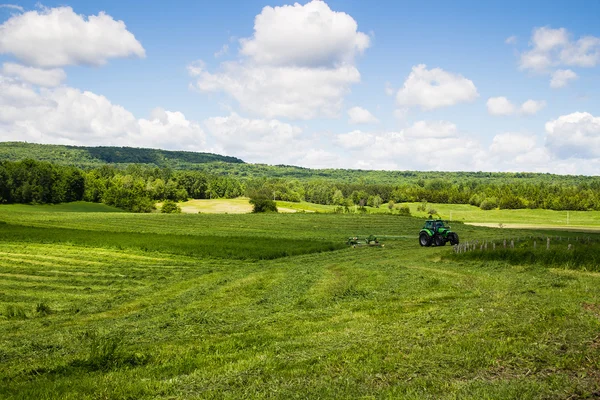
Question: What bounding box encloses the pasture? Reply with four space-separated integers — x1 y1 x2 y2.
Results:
1 204 600 399
178 198 600 231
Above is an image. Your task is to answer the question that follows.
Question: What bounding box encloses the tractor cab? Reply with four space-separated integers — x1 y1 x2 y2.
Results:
424 219 449 233
419 219 459 247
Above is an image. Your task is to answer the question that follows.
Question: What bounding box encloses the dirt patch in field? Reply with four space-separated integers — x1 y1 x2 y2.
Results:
277 207 297 213
465 222 600 232
179 200 297 214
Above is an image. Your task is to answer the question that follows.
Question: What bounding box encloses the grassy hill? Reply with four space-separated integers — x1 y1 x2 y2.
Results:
0 142 244 168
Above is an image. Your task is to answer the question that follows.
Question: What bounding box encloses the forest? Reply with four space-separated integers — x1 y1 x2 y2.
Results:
1 158 600 212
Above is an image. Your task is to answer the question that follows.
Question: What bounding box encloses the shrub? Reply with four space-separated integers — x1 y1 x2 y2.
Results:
480 198 498 210
161 200 181 214
396 204 411 216
469 194 482 207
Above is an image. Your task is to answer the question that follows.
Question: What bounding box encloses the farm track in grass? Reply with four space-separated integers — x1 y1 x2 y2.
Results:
1 210 600 398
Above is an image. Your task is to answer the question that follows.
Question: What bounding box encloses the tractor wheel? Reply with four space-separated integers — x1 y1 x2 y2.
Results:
419 232 432 247
449 233 460 245
434 235 445 246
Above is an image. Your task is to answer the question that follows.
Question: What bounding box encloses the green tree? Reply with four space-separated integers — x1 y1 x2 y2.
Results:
249 189 278 213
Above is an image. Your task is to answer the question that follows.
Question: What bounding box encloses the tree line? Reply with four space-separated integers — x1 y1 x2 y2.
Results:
1 159 599 212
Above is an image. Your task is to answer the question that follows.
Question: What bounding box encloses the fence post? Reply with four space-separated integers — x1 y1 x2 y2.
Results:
546 237 550 250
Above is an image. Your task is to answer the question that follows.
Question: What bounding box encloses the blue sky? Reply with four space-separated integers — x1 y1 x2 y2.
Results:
1 1 599 174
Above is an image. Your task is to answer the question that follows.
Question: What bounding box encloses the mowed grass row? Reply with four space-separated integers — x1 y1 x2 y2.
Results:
1 234 600 399
0 205 495 242
0 223 344 260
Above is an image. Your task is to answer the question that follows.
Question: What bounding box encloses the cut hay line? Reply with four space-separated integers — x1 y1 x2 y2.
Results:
0 252 107 266
0 272 56 281
466 222 600 232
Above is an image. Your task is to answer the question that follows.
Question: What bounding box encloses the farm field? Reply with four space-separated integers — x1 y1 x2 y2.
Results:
1 206 600 399
176 198 600 230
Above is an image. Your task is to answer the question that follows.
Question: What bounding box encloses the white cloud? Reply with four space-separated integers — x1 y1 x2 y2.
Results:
550 69 577 88
489 132 536 154
545 112 600 159
520 99 546 115
404 120 458 138
189 1 369 120
519 27 600 87
2 62 65 87
214 44 229 58
487 96 516 116
0 4 23 12
505 35 517 45
0 76 205 150
384 82 395 96
0 6 145 68
203 112 307 164
191 61 360 120
239 0 369 67
483 132 552 172
333 120 483 171
347 106 378 124
335 129 375 149
487 96 546 116
296 149 343 169
395 64 478 110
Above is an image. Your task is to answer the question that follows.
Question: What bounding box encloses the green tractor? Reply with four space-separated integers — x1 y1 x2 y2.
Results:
419 219 459 247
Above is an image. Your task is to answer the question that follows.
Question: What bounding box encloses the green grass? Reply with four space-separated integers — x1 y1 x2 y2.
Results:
405 202 600 227
1 208 600 399
0 223 344 260
0 201 124 213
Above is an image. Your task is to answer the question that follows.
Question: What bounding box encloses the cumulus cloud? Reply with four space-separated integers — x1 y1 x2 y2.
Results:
330 122 582 173
203 112 308 164
550 69 577 88
505 35 517 45
190 61 360 120
484 132 551 172
239 1 369 67
0 76 205 150
189 1 369 119
489 132 536 154
0 6 145 68
520 99 546 115
487 96 546 116
334 129 375 150
545 112 600 159
395 64 478 110
333 120 483 171
404 120 458 138
2 62 65 87
519 27 600 86
347 106 378 124
486 97 516 116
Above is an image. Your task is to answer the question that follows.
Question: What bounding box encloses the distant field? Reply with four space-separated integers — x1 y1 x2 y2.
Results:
0 201 124 213
176 199 600 230
404 202 600 228
178 198 322 213
1 208 600 399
